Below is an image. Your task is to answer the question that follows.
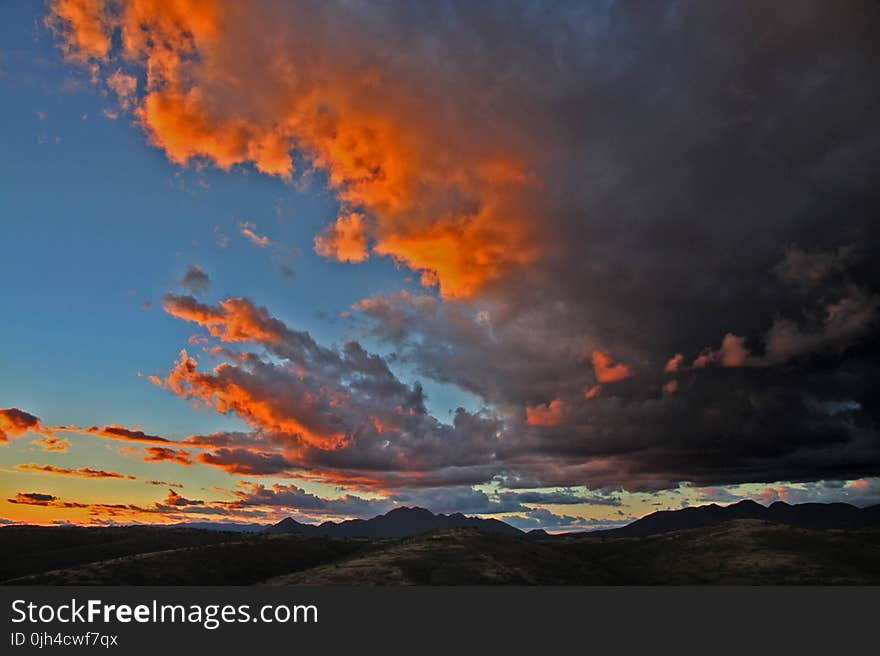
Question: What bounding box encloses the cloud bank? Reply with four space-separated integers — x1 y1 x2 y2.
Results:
40 1 880 511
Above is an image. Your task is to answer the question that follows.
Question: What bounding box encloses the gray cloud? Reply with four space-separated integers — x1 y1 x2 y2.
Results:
500 490 622 507
179 265 210 296
505 508 635 533
231 483 391 517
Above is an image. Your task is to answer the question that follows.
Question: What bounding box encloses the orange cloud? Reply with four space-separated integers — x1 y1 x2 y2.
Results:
372 214 538 298
147 480 184 488
526 399 568 427
45 0 111 64
32 417 222 452
2 410 178 453
0 408 48 442
662 380 679 394
106 69 137 109
162 294 285 345
717 334 749 367
140 88 293 178
8 492 63 507
693 333 751 368
46 0 542 298
758 485 791 505
16 463 136 480
154 350 347 450
80 424 176 444
584 385 602 399
162 489 203 506
143 446 192 466
238 221 271 248
590 351 632 383
314 212 369 263
664 353 684 373
5 490 248 524
32 436 72 452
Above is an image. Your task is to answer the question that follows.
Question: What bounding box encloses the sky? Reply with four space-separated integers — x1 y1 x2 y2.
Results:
1 0 879 532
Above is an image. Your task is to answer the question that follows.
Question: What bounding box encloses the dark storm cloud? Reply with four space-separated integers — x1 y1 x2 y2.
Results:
354 0 880 490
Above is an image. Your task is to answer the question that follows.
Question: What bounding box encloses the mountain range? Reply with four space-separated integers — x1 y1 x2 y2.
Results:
267 500 880 539
597 499 880 537
265 506 523 538
147 501 880 539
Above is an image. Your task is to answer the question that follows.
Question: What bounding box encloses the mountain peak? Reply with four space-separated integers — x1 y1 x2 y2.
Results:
274 517 305 528
731 499 763 508
385 506 434 517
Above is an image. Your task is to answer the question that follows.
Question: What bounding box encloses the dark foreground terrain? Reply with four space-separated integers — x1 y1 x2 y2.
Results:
3 502 880 585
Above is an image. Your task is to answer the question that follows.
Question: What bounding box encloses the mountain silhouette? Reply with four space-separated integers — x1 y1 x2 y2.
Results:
265 506 523 538
599 500 880 537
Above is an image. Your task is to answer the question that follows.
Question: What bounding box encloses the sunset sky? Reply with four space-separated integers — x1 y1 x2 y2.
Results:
2 0 879 531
